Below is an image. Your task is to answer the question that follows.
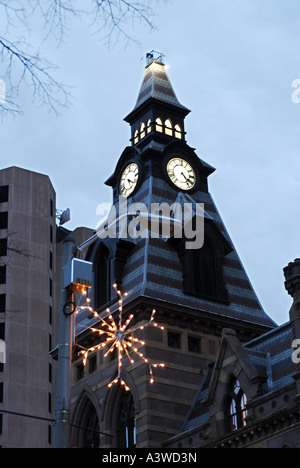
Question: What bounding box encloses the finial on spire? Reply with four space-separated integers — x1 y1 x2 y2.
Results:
146 50 165 67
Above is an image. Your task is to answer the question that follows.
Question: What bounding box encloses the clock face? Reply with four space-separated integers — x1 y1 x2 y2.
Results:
166 158 196 190
119 163 139 197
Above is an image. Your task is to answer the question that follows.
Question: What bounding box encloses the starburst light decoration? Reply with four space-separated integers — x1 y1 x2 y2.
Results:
75 284 165 391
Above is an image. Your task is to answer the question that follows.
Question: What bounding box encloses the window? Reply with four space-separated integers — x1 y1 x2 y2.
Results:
0 294 5 313
168 331 181 349
0 239 7 257
175 124 182 139
165 119 173 136
155 117 163 133
89 355 97 374
50 224 53 243
0 186 8 203
48 392 52 413
133 129 139 144
225 378 247 433
50 199 54 217
77 363 85 381
188 336 201 353
0 266 6 284
81 403 100 448
0 323 4 340
170 218 231 303
0 212 8 230
139 122 146 139
116 388 136 448
146 119 152 134
193 242 217 298
94 246 110 311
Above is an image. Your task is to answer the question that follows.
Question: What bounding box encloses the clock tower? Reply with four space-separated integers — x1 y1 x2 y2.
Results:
70 52 275 448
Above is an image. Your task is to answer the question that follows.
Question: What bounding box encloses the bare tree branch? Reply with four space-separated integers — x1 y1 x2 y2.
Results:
0 0 162 116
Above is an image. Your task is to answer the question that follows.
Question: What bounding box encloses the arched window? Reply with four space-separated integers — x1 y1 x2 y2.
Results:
155 117 163 133
116 387 136 448
133 129 139 144
82 404 100 448
94 246 110 311
146 119 152 134
139 122 146 139
165 119 173 136
71 396 100 448
175 124 182 139
225 378 247 433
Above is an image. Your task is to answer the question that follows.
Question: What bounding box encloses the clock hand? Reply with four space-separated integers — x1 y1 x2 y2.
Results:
181 172 191 185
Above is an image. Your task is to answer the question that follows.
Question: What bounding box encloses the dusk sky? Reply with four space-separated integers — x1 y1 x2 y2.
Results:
1 0 299 325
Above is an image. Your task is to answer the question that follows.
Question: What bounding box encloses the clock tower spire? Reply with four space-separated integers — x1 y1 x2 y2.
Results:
124 50 190 148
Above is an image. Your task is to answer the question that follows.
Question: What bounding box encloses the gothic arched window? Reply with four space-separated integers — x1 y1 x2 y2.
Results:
225 378 247 433
94 246 110 311
82 404 100 448
133 129 139 144
146 119 152 134
139 122 146 139
116 388 136 448
175 124 182 139
165 119 173 136
155 117 163 133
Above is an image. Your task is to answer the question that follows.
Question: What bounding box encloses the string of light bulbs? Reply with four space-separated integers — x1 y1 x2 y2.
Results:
74 284 165 391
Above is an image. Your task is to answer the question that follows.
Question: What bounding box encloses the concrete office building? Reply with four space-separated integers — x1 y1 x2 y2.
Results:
0 166 92 448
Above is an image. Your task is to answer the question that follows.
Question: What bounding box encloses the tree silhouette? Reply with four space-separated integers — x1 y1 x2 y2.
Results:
0 0 160 116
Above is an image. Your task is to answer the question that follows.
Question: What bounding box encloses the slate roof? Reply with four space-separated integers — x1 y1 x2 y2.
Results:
118 174 276 330
181 321 295 433
132 59 190 113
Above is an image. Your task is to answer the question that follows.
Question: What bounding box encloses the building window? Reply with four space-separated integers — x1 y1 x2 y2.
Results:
50 199 54 217
0 212 8 230
175 124 182 139
168 331 181 349
188 336 201 353
146 119 152 134
0 323 5 340
76 363 85 381
139 122 146 139
225 378 247 433
165 119 173 136
155 117 163 133
48 392 52 413
50 225 53 243
133 129 139 144
0 186 9 203
193 242 217 298
0 294 5 313
81 403 100 448
0 266 6 284
49 363 52 383
116 388 136 448
94 246 110 311
0 239 7 257
89 354 97 374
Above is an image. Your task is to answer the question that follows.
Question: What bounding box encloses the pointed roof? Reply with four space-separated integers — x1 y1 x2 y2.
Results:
125 51 190 122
